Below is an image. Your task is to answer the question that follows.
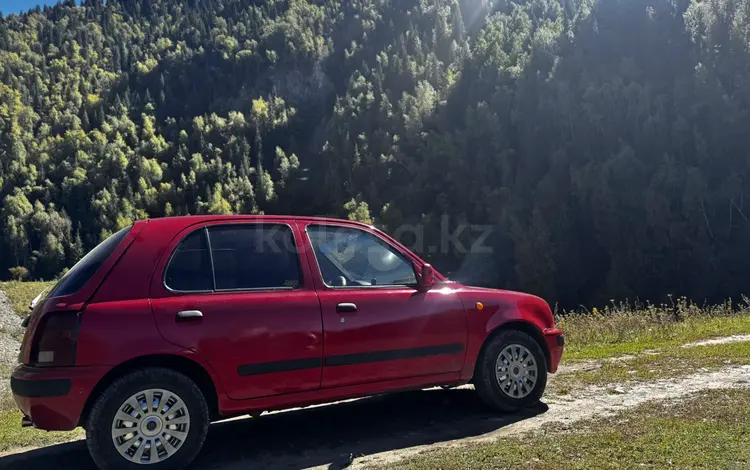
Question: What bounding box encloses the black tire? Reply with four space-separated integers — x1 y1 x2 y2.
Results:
474 330 548 412
86 367 209 470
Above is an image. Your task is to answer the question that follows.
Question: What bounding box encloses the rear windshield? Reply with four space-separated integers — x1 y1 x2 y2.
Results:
48 225 132 298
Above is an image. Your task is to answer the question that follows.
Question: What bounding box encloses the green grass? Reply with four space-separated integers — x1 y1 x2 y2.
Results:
0 409 83 453
388 388 750 469
0 281 54 317
557 297 750 360
551 341 750 392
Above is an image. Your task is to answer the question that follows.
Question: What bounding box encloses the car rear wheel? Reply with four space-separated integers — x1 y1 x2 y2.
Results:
86 367 209 469
474 330 548 412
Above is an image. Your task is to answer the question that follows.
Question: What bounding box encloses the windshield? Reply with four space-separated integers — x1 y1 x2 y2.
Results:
47 226 132 298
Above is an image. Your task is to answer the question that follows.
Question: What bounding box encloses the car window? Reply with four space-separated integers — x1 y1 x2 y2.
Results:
164 229 214 292
208 225 300 290
307 225 417 287
49 225 132 297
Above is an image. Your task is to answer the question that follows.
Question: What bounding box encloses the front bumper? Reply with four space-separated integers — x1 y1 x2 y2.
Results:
543 328 565 373
11 364 109 431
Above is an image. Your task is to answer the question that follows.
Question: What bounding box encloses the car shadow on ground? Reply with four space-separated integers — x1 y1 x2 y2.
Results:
0 387 548 470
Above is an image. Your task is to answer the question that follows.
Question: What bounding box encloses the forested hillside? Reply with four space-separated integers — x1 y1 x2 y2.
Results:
1 0 749 307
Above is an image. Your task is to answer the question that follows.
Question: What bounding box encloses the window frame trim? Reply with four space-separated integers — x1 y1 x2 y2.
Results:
305 224 419 290
204 226 218 291
162 227 214 294
162 222 303 295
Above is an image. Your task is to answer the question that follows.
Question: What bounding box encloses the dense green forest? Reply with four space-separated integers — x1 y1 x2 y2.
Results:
1 0 749 307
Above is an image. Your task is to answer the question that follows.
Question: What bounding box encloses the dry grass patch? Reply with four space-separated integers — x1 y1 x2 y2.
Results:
557 297 750 360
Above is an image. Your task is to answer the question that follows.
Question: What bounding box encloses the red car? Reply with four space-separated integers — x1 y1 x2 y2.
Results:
12 215 564 470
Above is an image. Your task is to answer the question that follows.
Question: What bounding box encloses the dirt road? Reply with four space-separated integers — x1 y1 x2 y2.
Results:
2 362 749 470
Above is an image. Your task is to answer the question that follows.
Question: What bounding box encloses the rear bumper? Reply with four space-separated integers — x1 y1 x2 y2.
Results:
543 328 565 373
11 364 109 431
11 377 72 397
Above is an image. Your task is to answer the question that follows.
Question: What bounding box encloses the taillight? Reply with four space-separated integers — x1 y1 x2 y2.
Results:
29 311 81 367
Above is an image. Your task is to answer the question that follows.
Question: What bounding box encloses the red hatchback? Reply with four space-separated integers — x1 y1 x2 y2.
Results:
12 215 564 469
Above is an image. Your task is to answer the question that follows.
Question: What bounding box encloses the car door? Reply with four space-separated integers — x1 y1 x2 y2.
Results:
150 220 323 400
302 222 468 388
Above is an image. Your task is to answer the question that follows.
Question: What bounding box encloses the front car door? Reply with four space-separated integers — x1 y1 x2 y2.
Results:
150 220 323 400
300 222 468 388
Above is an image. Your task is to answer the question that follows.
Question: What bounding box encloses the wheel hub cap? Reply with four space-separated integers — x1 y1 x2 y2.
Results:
495 344 539 399
141 416 162 436
111 388 190 465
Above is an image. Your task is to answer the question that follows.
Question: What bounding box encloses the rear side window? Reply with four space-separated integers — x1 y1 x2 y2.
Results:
164 224 300 292
209 225 300 290
164 230 213 292
49 225 132 297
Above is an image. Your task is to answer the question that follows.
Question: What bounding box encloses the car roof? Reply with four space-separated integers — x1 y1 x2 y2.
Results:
140 214 375 231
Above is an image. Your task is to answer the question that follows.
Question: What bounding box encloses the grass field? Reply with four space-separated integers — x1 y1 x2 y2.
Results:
390 388 750 469
549 340 750 396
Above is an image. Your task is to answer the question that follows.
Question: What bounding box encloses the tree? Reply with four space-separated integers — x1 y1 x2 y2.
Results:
8 266 30 281
344 198 373 224
0 0 749 308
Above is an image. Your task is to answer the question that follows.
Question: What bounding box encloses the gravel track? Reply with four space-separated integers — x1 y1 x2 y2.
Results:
683 333 750 347
0 291 23 360
0 291 22 399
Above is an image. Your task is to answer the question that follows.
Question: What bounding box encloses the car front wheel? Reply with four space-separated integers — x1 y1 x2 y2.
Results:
474 330 548 412
86 367 209 469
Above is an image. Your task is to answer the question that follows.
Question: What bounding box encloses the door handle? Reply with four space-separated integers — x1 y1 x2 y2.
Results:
176 310 203 321
336 303 357 313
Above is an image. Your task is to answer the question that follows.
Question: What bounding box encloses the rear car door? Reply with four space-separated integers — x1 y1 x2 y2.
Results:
150 221 323 400
302 223 468 388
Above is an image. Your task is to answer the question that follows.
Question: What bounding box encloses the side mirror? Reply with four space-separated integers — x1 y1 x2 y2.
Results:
418 264 436 291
